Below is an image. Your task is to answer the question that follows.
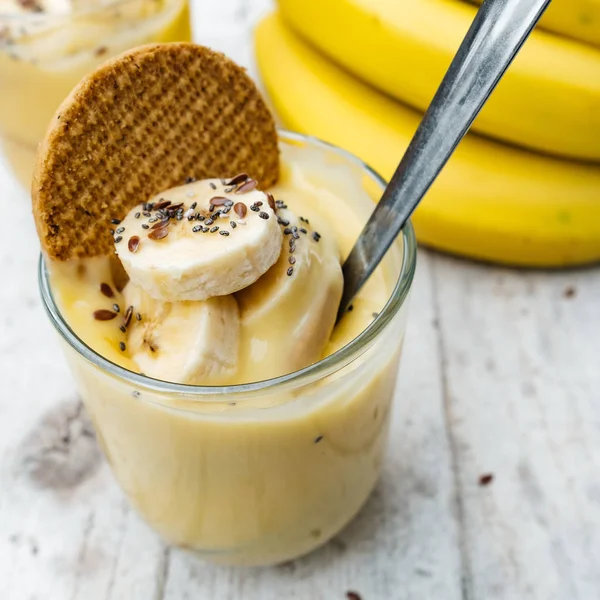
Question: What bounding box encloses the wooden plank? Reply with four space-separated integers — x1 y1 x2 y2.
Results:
104 511 169 600
432 253 600 600
0 124 166 600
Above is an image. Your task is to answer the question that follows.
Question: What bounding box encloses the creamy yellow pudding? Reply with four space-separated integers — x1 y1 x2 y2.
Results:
0 0 190 183
45 139 411 565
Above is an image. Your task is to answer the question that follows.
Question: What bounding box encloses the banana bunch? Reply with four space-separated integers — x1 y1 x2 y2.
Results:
472 0 600 48
255 6 600 266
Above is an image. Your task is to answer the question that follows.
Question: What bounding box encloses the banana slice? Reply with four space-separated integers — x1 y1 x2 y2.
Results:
122 282 240 385
235 206 343 382
115 177 283 302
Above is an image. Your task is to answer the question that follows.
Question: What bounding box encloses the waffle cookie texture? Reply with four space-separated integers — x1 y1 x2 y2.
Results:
32 43 280 260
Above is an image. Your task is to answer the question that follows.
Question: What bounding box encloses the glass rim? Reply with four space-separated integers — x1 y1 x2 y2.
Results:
0 0 158 22
39 129 417 400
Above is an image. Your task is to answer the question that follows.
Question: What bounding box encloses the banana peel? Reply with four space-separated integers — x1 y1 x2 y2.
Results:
277 0 600 162
255 13 600 267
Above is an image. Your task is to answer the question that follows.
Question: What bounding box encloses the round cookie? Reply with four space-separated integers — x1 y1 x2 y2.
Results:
32 43 280 261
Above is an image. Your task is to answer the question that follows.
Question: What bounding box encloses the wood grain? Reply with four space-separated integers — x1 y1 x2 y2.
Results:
432 254 600 600
1 0 599 598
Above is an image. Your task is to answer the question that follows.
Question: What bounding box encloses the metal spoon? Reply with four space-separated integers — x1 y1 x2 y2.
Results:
338 0 552 319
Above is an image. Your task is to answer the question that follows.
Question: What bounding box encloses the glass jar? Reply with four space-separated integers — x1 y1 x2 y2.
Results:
39 131 417 566
0 0 191 185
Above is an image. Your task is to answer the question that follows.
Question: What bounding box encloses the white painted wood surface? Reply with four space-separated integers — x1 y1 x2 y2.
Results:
1 1 599 598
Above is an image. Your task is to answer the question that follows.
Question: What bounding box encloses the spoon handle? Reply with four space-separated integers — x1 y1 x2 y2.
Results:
339 0 552 316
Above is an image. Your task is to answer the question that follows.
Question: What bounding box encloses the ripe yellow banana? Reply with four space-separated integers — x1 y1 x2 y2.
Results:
472 0 600 48
255 13 600 267
277 0 600 162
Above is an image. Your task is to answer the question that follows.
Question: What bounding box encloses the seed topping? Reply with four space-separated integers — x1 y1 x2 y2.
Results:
226 173 249 186
153 199 171 210
148 227 169 241
100 283 114 298
123 305 134 328
93 309 117 321
235 179 258 194
128 236 140 253
234 203 247 218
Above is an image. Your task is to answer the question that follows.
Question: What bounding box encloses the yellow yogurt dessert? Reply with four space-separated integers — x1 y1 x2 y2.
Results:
0 0 191 183
44 138 413 565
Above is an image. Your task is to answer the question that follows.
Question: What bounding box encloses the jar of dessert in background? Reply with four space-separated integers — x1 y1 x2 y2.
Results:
0 0 192 187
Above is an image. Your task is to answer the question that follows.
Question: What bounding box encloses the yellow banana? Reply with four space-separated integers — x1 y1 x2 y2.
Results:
472 0 600 48
255 13 600 267
277 0 600 162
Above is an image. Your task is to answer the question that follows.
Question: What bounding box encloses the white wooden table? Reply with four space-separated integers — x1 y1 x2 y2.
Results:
1 2 599 598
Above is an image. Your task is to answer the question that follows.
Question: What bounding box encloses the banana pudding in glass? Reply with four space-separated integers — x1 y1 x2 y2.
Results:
34 44 416 566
